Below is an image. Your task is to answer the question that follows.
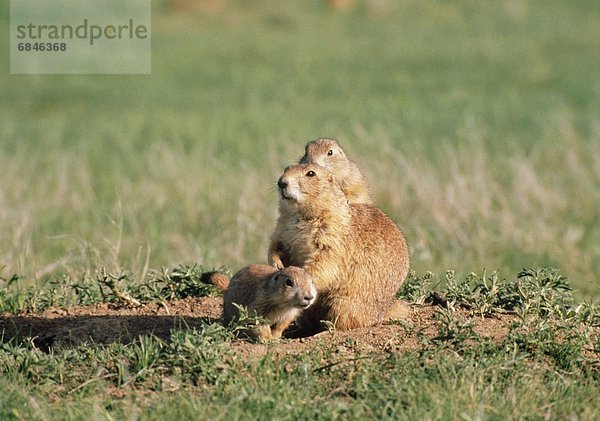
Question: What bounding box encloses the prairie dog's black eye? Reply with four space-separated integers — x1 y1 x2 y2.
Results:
327 149 333 156
285 278 294 287
306 170 316 177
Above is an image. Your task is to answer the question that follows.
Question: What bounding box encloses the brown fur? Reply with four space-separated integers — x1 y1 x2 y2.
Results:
207 272 230 293
219 264 317 340
268 163 409 333
299 137 372 204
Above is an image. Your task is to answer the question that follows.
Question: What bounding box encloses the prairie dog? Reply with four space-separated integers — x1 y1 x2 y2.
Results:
300 137 372 204
212 264 317 340
268 163 409 333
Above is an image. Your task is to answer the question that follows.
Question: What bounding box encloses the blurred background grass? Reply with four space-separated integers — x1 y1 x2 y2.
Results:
1 0 598 298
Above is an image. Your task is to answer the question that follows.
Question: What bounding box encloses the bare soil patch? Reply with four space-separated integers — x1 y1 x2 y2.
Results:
1 296 519 356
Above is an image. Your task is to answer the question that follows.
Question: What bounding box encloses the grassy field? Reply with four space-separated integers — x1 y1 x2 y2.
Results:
1 0 599 419
1 266 599 419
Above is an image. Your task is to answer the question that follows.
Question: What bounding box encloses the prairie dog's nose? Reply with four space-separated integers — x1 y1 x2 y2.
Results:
278 177 288 189
304 293 315 302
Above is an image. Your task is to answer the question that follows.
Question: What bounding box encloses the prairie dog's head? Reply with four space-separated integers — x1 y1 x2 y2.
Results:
299 138 352 175
269 266 316 309
277 163 341 205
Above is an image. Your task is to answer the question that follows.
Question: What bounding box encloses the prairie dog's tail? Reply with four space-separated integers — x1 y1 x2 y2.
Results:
200 271 230 293
384 300 411 321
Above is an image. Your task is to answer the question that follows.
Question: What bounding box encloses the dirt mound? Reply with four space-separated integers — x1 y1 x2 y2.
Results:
0 296 515 354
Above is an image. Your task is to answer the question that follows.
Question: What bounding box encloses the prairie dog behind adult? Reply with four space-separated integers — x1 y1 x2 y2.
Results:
300 137 372 204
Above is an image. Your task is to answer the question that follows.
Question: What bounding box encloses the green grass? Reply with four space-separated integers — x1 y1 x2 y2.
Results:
1 0 600 418
1 267 599 420
2 345 598 420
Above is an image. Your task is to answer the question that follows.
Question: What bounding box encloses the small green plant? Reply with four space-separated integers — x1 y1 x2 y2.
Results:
511 268 574 319
96 268 142 307
468 270 503 317
154 264 223 300
225 303 271 339
432 307 479 348
397 270 434 304
321 319 337 333
0 273 28 313
130 335 164 380
442 270 473 305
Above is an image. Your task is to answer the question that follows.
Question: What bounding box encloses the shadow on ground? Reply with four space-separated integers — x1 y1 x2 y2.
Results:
0 296 222 351
1 295 521 357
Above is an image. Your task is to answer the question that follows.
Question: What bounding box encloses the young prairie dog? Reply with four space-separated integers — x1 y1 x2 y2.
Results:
268 163 409 334
299 137 372 204
209 264 317 340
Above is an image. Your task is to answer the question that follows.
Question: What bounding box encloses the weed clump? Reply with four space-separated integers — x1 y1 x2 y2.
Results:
400 267 587 321
0 264 229 314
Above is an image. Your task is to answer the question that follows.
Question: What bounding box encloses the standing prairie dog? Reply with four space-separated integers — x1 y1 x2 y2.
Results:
210 264 317 340
299 137 372 204
268 163 409 333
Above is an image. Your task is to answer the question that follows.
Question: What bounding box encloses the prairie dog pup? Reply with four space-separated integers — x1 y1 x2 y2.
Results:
268 163 409 333
300 137 372 204
218 264 317 340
